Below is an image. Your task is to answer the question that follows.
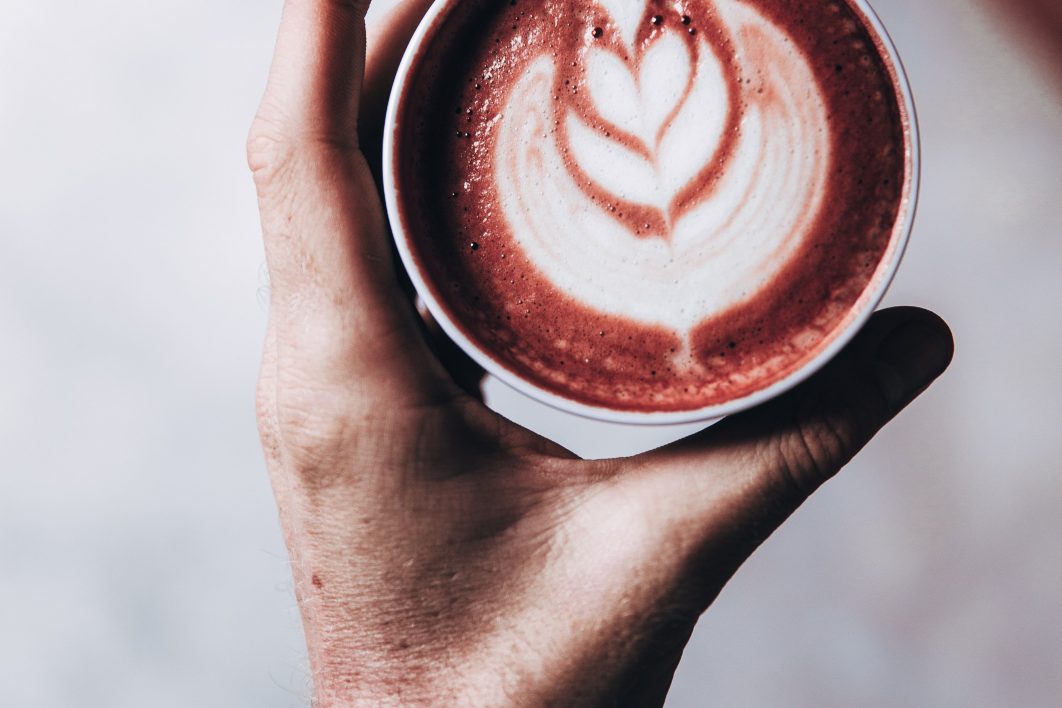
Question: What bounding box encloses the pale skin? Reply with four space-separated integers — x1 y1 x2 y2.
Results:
248 1 955 705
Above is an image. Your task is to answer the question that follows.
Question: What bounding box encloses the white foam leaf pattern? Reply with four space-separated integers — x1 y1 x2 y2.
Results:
586 50 641 138
566 111 658 205
570 31 727 214
597 0 648 54
639 32 690 142
657 38 728 200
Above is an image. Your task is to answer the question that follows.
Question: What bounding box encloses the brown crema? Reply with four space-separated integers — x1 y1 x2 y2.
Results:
393 0 909 413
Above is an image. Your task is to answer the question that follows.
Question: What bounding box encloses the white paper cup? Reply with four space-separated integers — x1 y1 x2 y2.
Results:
382 0 919 425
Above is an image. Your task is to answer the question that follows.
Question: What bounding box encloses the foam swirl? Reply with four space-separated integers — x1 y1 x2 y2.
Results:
495 0 831 336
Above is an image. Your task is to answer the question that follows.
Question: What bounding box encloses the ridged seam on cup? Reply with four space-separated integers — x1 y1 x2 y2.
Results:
382 0 920 425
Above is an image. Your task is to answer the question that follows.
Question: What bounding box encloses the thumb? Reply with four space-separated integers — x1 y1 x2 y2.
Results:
623 307 954 577
720 306 953 505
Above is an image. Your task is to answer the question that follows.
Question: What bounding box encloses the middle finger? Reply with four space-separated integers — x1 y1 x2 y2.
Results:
360 0 436 171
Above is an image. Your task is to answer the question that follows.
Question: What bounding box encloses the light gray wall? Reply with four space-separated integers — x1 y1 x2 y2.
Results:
1 0 1058 706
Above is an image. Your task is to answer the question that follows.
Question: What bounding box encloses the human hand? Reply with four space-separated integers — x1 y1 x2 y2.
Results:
247 1 954 704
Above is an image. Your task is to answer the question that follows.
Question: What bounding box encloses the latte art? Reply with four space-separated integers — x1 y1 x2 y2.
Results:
391 0 910 413
496 0 830 334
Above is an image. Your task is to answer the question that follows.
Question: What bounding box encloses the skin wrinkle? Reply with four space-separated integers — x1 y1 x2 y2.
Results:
274 302 458 414
780 390 853 494
501 492 683 692
290 452 556 624
312 539 540 699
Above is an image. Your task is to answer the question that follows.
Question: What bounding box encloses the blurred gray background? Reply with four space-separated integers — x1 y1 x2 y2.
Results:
1 0 1059 705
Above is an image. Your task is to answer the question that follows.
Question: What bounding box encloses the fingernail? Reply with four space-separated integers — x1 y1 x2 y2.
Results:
875 320 953 407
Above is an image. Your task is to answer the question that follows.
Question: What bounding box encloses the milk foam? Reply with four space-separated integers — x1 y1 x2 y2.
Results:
495 0 830 336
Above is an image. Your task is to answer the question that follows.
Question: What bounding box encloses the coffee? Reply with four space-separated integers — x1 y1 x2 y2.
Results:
389 0 911 414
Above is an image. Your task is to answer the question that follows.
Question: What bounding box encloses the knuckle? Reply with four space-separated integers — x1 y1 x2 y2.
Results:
257 357 360 490
273 363 400 493
246 114 297 187
246 121 361 217
255 384 283 465
275 390 358 490
247 106 359 177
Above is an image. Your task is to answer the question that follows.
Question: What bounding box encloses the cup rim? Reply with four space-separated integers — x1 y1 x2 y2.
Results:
382 0 920 426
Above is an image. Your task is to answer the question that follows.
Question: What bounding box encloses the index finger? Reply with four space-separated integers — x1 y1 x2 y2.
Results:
249 0 457 407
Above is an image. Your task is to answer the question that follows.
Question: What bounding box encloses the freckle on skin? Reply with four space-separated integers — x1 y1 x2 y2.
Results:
312 574 324 589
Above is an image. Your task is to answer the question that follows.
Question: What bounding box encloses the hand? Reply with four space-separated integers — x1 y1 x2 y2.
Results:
247 1 954 704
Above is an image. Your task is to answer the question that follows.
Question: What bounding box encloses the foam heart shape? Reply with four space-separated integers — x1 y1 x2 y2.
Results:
495 0 831 337
572 31 727 219
597 0 646 53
